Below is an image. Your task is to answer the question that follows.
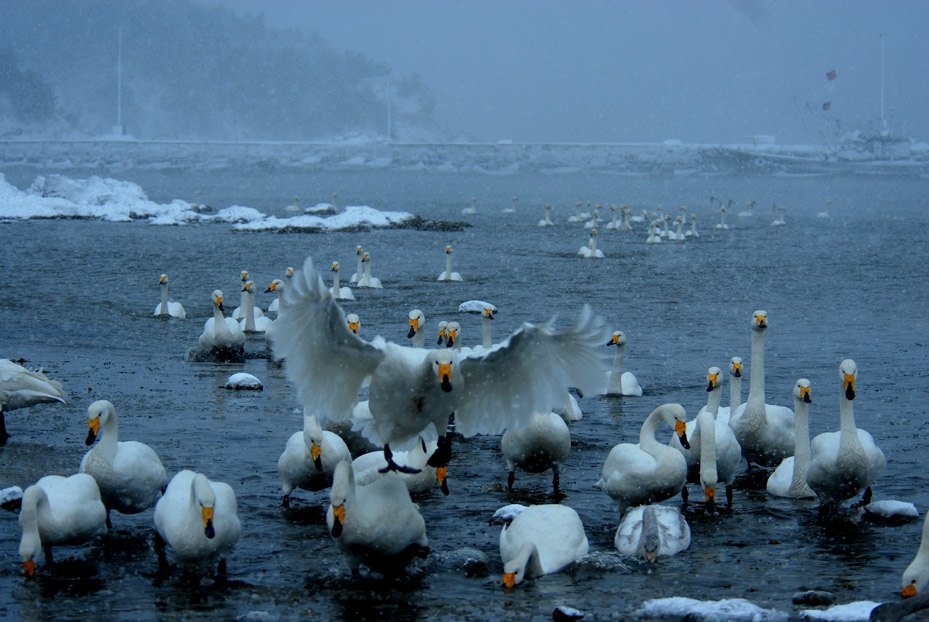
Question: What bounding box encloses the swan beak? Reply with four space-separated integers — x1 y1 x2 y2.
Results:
85 417 100 445
348 321 359 335
706 373 718 392
160 275 167 284
446 246 451 254
331 263 337 271
705 486 716 504
732 362 742 377
265 283 276 293
801 386 812 403
844 373 855 400
755 314 767 329
438 363 453 392
408 318 419 338
331 504 345 537
202 506 215 539
643 549 658 563
437 330 445 345
436 466 449 495
903 583 917 598
502 573 516 589
485 309 494 320
23 560 35 578
675 420 690 449
446 331 456 348
311 444 323 471
217 296 224 312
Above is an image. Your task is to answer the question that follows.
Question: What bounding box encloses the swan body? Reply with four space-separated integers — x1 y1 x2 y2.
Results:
619 206 633 231
79 400 167 517
232 270 264 321
462 197 477 215
407 309 427 348
499 504 588 587
18 474 107 576
595 403 689 514
267 267 293 312
668 217 685 241
438 245 463 281
278 412 352 506
238 281 273 333
199 290 246 353
154 470 241 568
504 195 517 213
501 411 570 494
351 438 440 496
578 229 605 258
538 203 553 227
326 460 428 575
606 331 642 396
902 511 929 598
0 359 66 441
349 246 363 283
615 505 690 561
568 202 583 222
357 253 383 288
715 207 729 230
685 214 699 238
154 274 186 318
772 205 786 226
728 311 796 467
767 379 816 498
329 262 355 301
553 392 583 424
646 221 662 244
806 359 886 511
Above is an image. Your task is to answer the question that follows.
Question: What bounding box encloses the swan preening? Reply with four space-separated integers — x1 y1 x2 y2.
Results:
615 505 691 561
18 473 107 577
497 504 588 587
278 412 352 507
766 379 816 499
198 290 245 358
154 274 186 319
501 411 570 495
0 359 66 442
438 245 463 281
80 400 168 521
329 262 355 300
606 331 642 396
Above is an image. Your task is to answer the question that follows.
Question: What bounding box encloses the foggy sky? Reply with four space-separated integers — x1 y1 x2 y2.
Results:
208 0 929 144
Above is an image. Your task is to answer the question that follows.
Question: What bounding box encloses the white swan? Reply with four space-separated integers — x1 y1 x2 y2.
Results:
498 503 588 587
715 206 729 230
661 215 672 239
349 246 363 284
605 205 620 230
501 411 570 495
646 221 662 244
728 311 796 467
462 196 477 215
553 392 583 424
436 320 448 346
615 505 690 561
606 331 642 396
345 313 360 335
767 379 816 499
806 359 886 512
277 412 352 506
438 245 463 281
738 199 755 217
407 309 427 348
595 403 689 514
817 199 833 219
619 205 633 231
329 262 355 301
269 256 608 478
578 229 605 258
538 203 553 227
238 281 273 333
154 274 186 318
505 195 518 213
568 201 583 223
80 399 167 520
583 206 601 229
772 205 786 226
18 473 107 577
685 214 699 238
478 305 495 348
198 290 246 354
154 469 241 569
0 359 66 442
902 511 929 597
631 209 647 223
357 253 383 288
232 270 264 320
668 217 685 241
715 356 742 425
267 267 293 313
351 438 441 496
326 460 428 576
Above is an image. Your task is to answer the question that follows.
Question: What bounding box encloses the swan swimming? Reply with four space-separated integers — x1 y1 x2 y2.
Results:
715 206 729 230
538 203 553 227
646 221 662 244
497 503 588 587
232 270 264 321
357 253 383 288
505 195 518 213
267 267 293 313
329 262 355 301
239 281 273 333
615 505 690 561
685 214 699 238
605 331 642 396
0 359 66 442
198 290 246 358
578 229 605 258
277 412 352 507
349 246 363 283
438 245 463 281
501 411 571 495
154 274 186 319
462 196 477 215
766 379 816 499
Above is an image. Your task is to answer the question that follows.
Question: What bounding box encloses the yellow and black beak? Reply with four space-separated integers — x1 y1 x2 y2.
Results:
436 466 449 496
844 373 855 401
676 419 690 450
801 385 812 404
202 506 215 539
348 321 359 335
217 296 224 312
85 417 100 445
706 373 718 392
23 559 35 578
903 582 917 598
446 246 451 254
438 363 453 393
502 573 516 589
265 282 276 293
445 331 456 348
705 486 716 505
755 314 767 329
160 275 167 284
437 329 446 345
732 362 742 378
606 334 618 347
485 309 494 320
331 504 345 537
311 444 323 471
408 318 419 339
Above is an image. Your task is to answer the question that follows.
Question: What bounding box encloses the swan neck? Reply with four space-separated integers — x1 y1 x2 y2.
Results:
697 411 718 486
748 330 765 401
513 540 542 579
333 270 340 291
243 290 255 330
706 387 722 418
159 283 169 313
729 375 741 409
213 301 226 323
445 254 452 277
97 411 119 459
612 344 626 372
839 392 858 435
482 317 492 349
639 408 664 451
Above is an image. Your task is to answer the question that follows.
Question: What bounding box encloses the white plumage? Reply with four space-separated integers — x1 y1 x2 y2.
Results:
578 229 605 258
766 379 816 499
154 273 186 318
329 262 355 301
438 245 463 281
277 412 352 506
605 331 642 396
0 358 66 442
238 281 273 333
615 505 690 561
902 511 929 598
501 411 570 495
198 290 246 353
357 253 383 288
498 504 588 587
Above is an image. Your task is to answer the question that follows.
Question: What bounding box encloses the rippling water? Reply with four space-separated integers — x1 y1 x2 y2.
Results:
1 167 928 621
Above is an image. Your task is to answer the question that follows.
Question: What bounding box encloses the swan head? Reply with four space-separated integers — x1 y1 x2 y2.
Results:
159 274 168 284
240 270 248 283
211 290 224 312
483 306 495 320
840 359 857 400
445 322 461 349
191 473 217 539
706 367 722 393
408 309 425 338
729 357 742 378
303 413 325 471
751 310 768 332
607 331 626 347
329 460 353 537
19 485 46 577
794 379 812 404
362 253 370 263
346 313 360 335
331 262 339 272
445 245 452 255
660 403 689 449
266 279 283 294
437 321 448 345
433 349 454 393
85 399 116 445
242 280 254 294
546 203 551 210
286 267 294 278
355 245 362 255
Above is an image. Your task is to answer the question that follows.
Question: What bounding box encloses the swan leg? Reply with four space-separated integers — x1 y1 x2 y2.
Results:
282 494 290 508
44 546 53 565
726 484 734 507
506 471 515 490
858 487 874 508
217 558 228 575
681 486 689 504
552 464 561 496
379 445 422 475
0 410 8 444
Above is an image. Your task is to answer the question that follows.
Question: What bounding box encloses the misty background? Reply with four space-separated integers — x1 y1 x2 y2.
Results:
2 0 927 145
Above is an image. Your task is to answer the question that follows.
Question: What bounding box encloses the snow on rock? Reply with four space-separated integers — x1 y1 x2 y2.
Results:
633 598 788 622
232 205 414 232
224 373 263 391
799 601 881 621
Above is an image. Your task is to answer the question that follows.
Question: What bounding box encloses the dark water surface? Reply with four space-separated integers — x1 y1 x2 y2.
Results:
1 167 928 621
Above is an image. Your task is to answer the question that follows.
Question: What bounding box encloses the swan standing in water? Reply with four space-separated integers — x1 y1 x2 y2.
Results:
806 359 886 513
329 262 355 300
326 460 429 577
198 290 246 357
267 267 293 313
438 245 463 281
595 403 689 514
501 411 571 495
407 309 427 347
605 331 642 396
578 229 605 258
497 503 588 587
277 412 352 507
357 253 383 288
239 281 273 333
349 246 363 283
715 206 729 230
18 473 107 577
767 379 816 499
0 359 66 443
154 274 186 318
538 203 554 227
615 505 690 561
902 511 929 598
728 311 796 467
80 400 168 524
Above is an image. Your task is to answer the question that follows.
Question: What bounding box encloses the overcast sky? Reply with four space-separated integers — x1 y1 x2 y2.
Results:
207 0 929 144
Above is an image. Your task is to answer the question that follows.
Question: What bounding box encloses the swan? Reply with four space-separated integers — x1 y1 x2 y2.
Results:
269 256 608 478
238 281 273 333
766 379 816 499
581 201 592 219
504 195 517 213
79 400 168 521
154 274 186 318
902 511 929 598
615 505 690 561
661 216 672 239
631 209 647 223
501 411 570 495
198 290 246 355
806 359 886 512
772 205 786 226
553 392 583 424
716 356 743 425
462 196 477 215
668 217 685 241
578 229 605 258
345 313 360 335
0 359 66 442
497 503 588 587
357 253 383 289
438 245 463 281
568 201 583 222
606 331 642 396
728 311 796 467
277 412 352 507
817 199 833 219
475 305 495 349
329 262 355 301
18 473 107 577
351 438 441 496
267 267 293 313
605 205 620 230
738 199 754 217
595 403 689 514
326 460 429 576
646 221 662 244
436 320 448 345
583 206 601 229
619 205 632 231
349 246 363 283
154 469 241 570
538 203 554 227
685 214 699 238
715 206 729 230
232 270 264 321
407 309 427 348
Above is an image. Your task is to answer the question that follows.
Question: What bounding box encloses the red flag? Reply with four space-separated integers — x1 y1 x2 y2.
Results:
826 69 837 80
822 102 832 111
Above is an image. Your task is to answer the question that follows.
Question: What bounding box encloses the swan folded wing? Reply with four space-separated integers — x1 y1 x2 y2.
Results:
454 305 608 437
271 257 383 422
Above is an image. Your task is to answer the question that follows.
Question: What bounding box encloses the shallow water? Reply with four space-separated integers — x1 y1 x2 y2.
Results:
1 167 928 621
